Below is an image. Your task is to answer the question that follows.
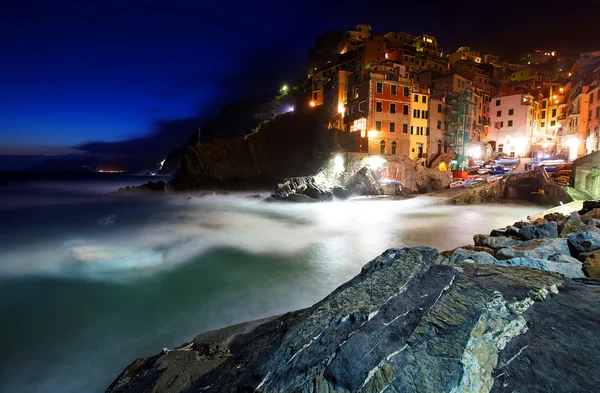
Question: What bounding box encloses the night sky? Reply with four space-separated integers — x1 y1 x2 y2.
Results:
0 0 593 163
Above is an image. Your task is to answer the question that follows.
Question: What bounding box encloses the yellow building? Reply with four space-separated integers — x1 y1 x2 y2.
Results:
409 88 430 160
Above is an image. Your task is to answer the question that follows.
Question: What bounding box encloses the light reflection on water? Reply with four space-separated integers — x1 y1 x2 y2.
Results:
0 189 544 393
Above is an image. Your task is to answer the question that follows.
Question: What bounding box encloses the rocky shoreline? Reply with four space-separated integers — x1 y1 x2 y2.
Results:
106 204 600 393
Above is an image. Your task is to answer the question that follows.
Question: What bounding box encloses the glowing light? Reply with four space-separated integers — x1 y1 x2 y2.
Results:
367 129 378 138
281 85 288 91
333 154 344 174
365 155 386 170
287 106 294 112
560 88 564 93
309 101 316 107
553 95 557 99
523 97 527 102
514 136 528 157
385 53 389 59
467 145 482 160
568 72 572 76
564 136 579 161
337 104 344 114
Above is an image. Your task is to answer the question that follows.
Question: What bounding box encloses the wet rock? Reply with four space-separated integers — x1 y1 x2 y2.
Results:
108 247 591 393
496 238 573 262
286 193 319 203
332 186 351 200
582 208 600 219
513 221 532 229
567 231 600 254
577 251 600 278
490 226 520 237
473 234 488 247
482 236 522 250
558 211 583 237
450 248 497 264
519 221 559 240
544 212 567 222
345 166 382 196
494 257 584 278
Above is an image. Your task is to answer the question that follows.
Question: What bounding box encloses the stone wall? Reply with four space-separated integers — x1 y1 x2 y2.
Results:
451 172 574 206
573 150 600 197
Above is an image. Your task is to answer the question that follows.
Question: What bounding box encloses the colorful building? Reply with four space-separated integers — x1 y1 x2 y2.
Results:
409 87 430 160
344 62 412 155
428 95 447 165
487 93 538 157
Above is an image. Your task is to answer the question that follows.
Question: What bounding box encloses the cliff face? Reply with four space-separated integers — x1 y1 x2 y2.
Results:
170 108 343 191
107 211 600 393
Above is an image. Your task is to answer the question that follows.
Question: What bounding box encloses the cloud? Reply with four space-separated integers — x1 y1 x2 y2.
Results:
73 47 307 166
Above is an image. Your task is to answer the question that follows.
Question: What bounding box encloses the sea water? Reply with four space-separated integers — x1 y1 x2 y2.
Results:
0 174 544 392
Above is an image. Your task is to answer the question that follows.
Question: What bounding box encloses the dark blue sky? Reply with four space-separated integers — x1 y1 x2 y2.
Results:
0 0 591 157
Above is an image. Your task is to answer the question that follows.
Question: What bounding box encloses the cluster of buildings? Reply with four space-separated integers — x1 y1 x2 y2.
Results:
306 23 600 168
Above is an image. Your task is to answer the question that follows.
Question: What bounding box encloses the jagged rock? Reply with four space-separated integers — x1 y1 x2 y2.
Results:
558 212 583 237
344 167 382 196
286 193 319 203
544 212 567 222
578 251 600 278
494 257 584 278
513 221 532 229
567 231 600 254
519 221 559 240
332 186 351 200
496 238 575 263
107 246 600 393
490 226 520 237
450 248 497 264
473 234 488 246
482 236 522 250
582 208 600 219
270 177 333 202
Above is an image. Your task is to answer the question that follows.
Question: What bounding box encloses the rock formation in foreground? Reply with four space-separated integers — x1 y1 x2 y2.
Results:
106 209 600 393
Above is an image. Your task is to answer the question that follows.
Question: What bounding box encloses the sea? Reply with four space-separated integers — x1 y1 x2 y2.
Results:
0 172 544 392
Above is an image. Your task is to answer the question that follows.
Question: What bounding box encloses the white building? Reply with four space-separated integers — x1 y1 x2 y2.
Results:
487 93 538 157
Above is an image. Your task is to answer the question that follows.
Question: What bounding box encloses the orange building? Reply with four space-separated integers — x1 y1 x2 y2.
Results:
344 62 412 155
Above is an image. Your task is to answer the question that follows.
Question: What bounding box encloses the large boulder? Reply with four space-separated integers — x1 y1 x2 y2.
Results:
106 247 600 393
494 257 584 278
567 231 600 254
577 251 600 278
519 221 558 240
496 238 574 262
344 167 382 196
558 211 583 237
449 248 498 264
482 236 522 250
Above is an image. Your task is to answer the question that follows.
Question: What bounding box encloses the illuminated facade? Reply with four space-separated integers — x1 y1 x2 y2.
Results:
344 62 412 155
409 88 430 160
588 85 600 153
487 93 537 157
428 96 447 164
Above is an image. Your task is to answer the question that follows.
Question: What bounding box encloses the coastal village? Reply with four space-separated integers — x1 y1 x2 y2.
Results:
289 24 600 169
